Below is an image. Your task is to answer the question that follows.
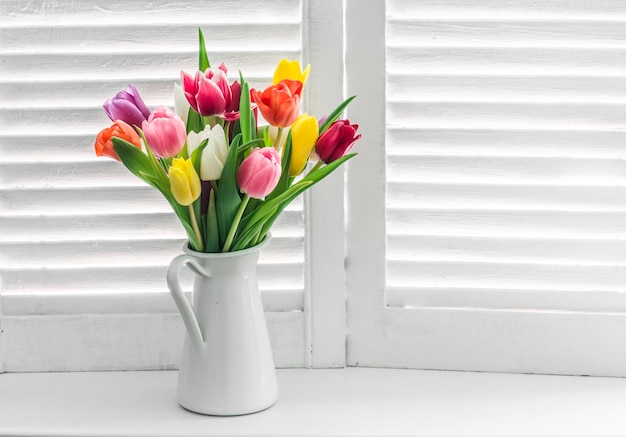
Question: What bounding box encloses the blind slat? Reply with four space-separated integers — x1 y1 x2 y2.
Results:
388 183 626 210
387 0 626 19
388 235 626 265
387 20 626 47
1 0 301 25
0 51 300 82
387 260 626 291
386 286 626 313
1 263 305 293
1 237 305 268
387 47 626 75
387 128 626 157
387 156 626 185
387 209 626 238
1 23 301 53
1 211 305 241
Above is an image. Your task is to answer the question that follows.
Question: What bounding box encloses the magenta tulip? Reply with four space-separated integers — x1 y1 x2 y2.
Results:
236 148 282 200
103 84 151 128
181 64 232 117
223 81 242 121
141 106 187 158
315 120 361 163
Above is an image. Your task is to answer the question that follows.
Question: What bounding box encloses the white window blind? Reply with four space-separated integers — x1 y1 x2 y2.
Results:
0 0 348 372
346 0 626 376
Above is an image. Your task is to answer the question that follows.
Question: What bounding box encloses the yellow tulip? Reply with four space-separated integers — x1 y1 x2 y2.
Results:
169 158 201 206
273 59 311 87
289 114 319 176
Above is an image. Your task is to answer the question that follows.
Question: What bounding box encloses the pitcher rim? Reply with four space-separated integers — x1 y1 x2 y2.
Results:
182 234 271 259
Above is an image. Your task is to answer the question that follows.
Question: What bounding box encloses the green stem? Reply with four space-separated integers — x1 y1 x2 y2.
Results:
251 228 263 247
210 180 219 195
274 127 284 150
309 160 323 174
224 120 232 143
188 204 204 252
202 116 215 128
222 195 250 252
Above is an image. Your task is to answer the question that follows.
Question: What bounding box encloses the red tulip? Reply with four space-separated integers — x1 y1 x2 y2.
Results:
315 120 361 163
95 120 142 161
236 148 282 200
251 80 301 128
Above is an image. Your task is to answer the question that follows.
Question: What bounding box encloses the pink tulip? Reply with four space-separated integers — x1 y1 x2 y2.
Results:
315 119 361 163
181 63 232 117
236 148 282 200
142 106 187 158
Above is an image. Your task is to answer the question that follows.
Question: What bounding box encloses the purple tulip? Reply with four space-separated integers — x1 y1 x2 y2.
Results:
315 120 361 164
236 148 282 200
142 106 187 158
103 85 151 127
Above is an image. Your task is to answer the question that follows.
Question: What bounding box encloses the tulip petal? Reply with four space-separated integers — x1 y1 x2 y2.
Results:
196 76 227 116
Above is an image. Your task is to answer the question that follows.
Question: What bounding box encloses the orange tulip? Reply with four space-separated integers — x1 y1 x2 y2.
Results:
95 120 142 161
252 80 301 128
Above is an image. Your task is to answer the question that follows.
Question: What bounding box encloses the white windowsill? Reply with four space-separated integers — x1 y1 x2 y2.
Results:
1 368 626 437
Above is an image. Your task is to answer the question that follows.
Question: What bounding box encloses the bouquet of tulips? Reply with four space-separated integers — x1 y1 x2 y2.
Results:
94 30 360 253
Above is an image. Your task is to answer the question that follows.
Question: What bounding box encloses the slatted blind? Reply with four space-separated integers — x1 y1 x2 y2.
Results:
0 0 305 312
385 0 626 313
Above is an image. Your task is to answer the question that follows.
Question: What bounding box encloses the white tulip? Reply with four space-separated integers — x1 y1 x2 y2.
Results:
173 83 190 125
186 125 211 156
200 124 228 181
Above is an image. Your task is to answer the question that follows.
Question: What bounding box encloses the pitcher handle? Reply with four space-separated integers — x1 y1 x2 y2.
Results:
167 254 210 354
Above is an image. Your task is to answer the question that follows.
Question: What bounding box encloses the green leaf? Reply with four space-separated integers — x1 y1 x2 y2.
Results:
237 180 313 241
216 134 243 247
238 74 252 144
186 107 204 134
138 171 164 191
112 137 153 182
158 182 200 250
112 137 201 250
232 207 277 251
144 142 169 184
174 204 200 250
198 28 210 71
262 126 271 147
238 154 358 246
190 138 209 176
237 138 264 154
205 189 220 252
319 96 356 134
250 109 257 141
302 153 358 185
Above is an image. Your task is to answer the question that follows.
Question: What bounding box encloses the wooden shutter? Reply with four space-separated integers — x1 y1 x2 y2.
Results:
346 0 626 376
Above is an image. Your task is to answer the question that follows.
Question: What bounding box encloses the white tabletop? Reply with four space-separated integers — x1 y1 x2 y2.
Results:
1 368 626 436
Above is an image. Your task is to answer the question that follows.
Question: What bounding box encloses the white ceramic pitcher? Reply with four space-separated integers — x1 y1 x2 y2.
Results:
166 237 278 416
